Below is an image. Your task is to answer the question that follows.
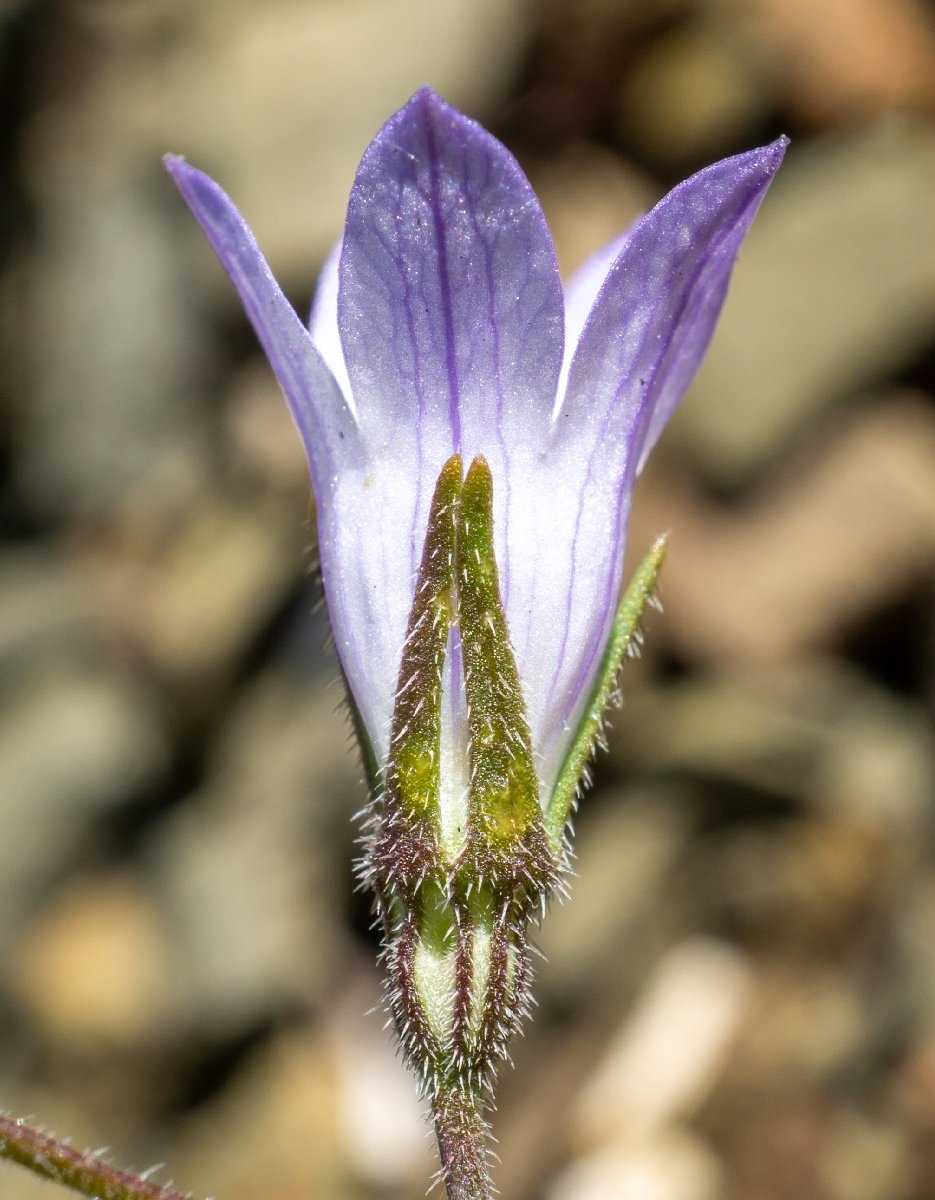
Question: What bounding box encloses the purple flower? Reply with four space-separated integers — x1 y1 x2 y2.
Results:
168 89 785 1197
166 87 784 811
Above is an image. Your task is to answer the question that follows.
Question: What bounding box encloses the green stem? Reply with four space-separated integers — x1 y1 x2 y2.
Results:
0 1113 192 1200
432 1085 492 1200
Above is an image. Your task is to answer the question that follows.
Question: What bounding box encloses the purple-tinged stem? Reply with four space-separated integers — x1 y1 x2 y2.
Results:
432 1085 492 1200
0 1113 192 1200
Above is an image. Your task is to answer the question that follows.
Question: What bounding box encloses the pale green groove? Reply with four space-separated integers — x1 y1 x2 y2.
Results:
545 536 668 851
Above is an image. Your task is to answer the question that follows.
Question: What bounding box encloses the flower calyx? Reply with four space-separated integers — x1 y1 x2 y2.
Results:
364 454 555 1100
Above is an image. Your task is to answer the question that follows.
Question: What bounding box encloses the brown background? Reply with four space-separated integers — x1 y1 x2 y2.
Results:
1 1 934 1198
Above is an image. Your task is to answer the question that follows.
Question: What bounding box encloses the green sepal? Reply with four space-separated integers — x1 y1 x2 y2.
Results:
367 455 555 1104
386 455 461 822
369 455 461 898
544 535 668 851
458 458 541 857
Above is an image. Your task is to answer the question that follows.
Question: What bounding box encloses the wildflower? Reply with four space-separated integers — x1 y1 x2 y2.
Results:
167 87 784 1199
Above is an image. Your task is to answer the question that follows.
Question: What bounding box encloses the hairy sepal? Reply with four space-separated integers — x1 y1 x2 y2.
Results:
364 455 555 1101
545 536 668 853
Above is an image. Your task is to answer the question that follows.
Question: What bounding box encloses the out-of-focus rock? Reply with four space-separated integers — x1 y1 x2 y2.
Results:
509 0 692 143
329 967 432 1191
170 1023 346 1200
224 363 312 495
547 1129 724 1200
714 0 935 124
8 872 174 1046
614 665 824 796
571 939 753 1148
889 1033 935 1193
728 963 868 1089
148 669 360 1035
0 664 168 960
631 397 935 665
705 814 893 956
27 0 533 271
152 784 330 1034
705 1086 835 1198
539 786 695 1005
812 675 935 840
0 546 96 674
821 1110 912 1200
17 142 211 524
531 144 652 278
615 20 771 166
617 663 935 843
705 964 894 1198
150 0 532 267
84 493 308 690
669 127 935 484
891 879 935 1033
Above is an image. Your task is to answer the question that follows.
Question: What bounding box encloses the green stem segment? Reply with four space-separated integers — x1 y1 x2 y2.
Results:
0 1113 192 1200
432 1085 493 1200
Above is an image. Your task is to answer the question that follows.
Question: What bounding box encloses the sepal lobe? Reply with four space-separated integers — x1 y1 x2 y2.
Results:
364 456 556 1105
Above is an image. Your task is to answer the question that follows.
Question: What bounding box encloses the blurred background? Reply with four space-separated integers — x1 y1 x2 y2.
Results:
1 1 934 1198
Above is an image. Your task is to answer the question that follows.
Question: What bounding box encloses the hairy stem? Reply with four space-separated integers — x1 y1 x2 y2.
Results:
0 1113 192 1200
432 1086 493 1200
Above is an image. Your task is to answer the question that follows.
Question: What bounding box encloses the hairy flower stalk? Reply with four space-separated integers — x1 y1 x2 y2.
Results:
0 1113 192 1200
166 87 784 1199
366 455 554 1197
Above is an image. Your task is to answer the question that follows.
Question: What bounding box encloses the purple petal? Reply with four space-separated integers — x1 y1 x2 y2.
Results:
531 140 786 786
560 138 788 471
327 460 439 769
165 156 404 763
337 87 565 581
165 155 360 490
303 238 418 762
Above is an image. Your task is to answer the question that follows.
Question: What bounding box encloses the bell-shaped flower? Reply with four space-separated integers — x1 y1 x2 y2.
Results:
167 87 783 817
167 88 784 1196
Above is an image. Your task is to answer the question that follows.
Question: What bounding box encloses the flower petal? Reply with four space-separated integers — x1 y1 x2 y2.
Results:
165 157 406 765
337 86 565 579
560 138 788 471
333 89 567 774
530 139 786 787
165 155 361 489
303 237 426 765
